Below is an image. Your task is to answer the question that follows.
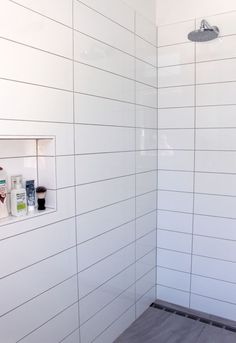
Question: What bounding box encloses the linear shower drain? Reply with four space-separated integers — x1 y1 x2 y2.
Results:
150 303 236 333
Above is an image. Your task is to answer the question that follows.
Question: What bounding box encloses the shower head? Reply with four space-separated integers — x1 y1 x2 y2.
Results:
188 19 219 42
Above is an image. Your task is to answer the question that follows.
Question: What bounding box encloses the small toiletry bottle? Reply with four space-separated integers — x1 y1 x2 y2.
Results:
0 167 9 219
11 176 27 217
26 180 35 212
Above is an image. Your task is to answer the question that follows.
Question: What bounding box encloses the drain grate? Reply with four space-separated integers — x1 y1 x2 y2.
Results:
150 303 236 333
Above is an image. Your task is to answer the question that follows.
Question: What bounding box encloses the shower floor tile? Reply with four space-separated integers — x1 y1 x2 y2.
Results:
115 307 236 343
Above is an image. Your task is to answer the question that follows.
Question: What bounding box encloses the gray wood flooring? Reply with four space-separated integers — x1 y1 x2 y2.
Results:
115 307 236 343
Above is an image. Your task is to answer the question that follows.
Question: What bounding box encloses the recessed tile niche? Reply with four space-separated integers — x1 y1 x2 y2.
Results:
0 136 57 226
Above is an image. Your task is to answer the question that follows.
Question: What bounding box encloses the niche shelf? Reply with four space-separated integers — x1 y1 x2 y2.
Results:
0 135 57 227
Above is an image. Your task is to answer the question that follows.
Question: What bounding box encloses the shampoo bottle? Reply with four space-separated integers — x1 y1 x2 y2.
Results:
0 167 9 219
11 176 27 217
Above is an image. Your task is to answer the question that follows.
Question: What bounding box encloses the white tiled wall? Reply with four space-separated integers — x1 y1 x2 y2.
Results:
0 1 157 342
157 10 236 322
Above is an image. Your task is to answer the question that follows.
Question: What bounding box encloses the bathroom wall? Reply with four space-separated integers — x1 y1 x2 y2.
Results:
156 0 236 25
0 1 157 342
124 0 156 23
156 10 236 321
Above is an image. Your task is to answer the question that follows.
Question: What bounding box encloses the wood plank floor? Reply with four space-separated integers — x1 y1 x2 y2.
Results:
115 307 236 343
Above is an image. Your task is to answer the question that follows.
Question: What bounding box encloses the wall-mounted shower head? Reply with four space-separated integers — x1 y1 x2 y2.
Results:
188 19 219 42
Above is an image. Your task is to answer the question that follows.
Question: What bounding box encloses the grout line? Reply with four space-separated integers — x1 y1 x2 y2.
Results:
189 26 197 308
155 25 159 301
134 11 137 320
72 2 82 340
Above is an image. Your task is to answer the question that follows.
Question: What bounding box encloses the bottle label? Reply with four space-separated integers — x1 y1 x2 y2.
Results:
0 179 7 205
16 193 26 212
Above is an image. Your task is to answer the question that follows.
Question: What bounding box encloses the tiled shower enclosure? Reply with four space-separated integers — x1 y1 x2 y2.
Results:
1 0 236 342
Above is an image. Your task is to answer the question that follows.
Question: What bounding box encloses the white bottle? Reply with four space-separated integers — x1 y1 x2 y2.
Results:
0 167 9 219
11 176 27 217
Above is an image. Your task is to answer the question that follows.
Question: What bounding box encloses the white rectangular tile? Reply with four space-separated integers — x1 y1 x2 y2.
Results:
157 285 189 307
93 307 135 343
194 214 236 240
197 59 236 84
77 199 135 243
0 0 72 58
195 172 236 196
158 150 194 171
136 171 157 196
13 0 72 26
191 294 236 322
79 244 135 298
136 36 157 66
136 211 156 239
74 31 134 79
192 255 236 284
195 193 236 219
74 1 134 55
75 94 135 127
196 105 236 128
158 129 194 150
158 43 194 67
80 265 135 324
196 35 236 62
74 63 134 102
192 275 236 305
157 229 192 254
20 304 79 343
0 38 73 90
76 175 135 215
136 230 156 260
197 82 236 106
136 191 157 217
159 86 194 108
136 128 157 150
158 210 193 234
0 79 73 122
136 150 157 173
78 221 135 271
80 285 135 343
157 248 191 273
0 277 78 343
158 190 193 213
61 330 80 343
158 170 193 192
136 82 157 107
136 105 157 129
0 218 75 278
0 249 77 317
76 152 135 184
193 235 236 262
136 59 157 87
136 268 156 301
79 0 134 31
136 14 156 45
56 156 75 188
158 64 194 88
158 21 195 47
136 250 156 280
136 288 156 318
75 125 135 154
157 267 190 292
196 128 236 150
158 107 194 129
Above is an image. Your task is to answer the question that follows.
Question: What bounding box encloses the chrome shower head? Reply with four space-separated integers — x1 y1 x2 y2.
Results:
188 19 219 42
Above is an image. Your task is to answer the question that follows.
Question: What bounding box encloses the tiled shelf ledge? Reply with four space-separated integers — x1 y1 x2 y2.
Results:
0 207 56 227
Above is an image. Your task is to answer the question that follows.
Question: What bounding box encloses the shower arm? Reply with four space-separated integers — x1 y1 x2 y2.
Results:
200 19 219 33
